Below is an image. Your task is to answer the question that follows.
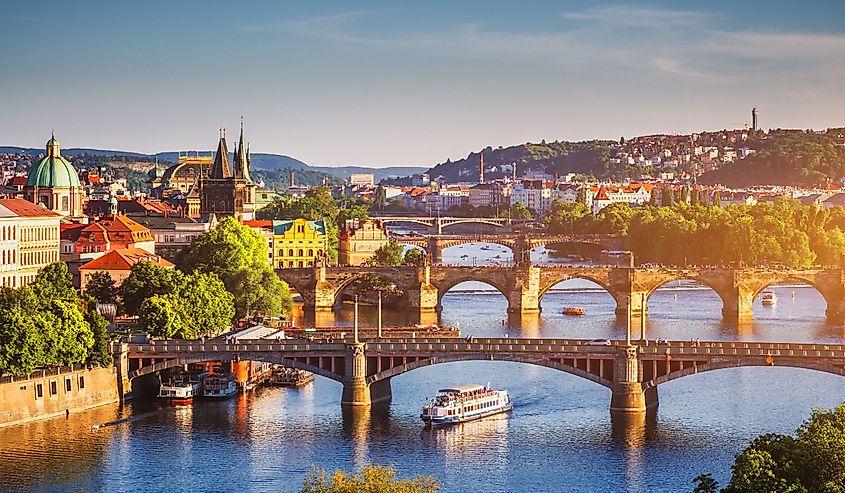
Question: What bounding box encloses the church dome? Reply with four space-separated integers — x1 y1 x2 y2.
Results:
26 133 81 189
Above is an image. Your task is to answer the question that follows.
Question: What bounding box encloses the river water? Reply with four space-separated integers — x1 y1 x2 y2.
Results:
3 243 845 493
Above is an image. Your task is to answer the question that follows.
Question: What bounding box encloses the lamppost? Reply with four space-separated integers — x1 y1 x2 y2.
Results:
353 294 359 344
377 290 383 339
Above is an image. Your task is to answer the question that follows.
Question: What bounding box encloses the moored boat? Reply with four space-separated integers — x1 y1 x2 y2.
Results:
267 367 315 387
761 291 778 306
421 384 513 426
563 307 586 316
158 379 200 404
202 373 238 398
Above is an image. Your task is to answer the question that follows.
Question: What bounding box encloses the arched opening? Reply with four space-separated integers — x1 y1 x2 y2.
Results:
440 242 513 266
438 280 510 333
538 278 617 338
539 242 605 265
645 278 725 340
751 279 831 338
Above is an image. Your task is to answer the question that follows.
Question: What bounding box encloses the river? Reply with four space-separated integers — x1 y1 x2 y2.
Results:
2 243 844 492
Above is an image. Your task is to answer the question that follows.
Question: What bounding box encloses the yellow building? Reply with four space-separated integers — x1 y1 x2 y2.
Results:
272 218 328 268
338 219 389 266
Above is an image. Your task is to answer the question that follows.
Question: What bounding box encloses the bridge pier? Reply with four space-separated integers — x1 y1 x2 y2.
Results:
112 342 131 400
721 289 754 323
341 343 392 407
427 238 444 264
610 347 658 415
507 265 541 313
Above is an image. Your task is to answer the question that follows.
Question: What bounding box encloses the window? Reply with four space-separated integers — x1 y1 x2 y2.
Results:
61 196 69 211
297 261 303 268
308 249 314 257
78 375 85 390
298 249 304 257
49 379 58 396
35 383 43 399
65 377 72 392
288 249 294 257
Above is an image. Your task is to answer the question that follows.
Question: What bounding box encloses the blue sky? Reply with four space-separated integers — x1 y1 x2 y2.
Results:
2 1 844 167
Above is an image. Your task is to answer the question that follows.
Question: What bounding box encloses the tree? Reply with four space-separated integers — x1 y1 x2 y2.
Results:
403 248 426 266
370 241 405 267
374 184 387 210
510 202 532 220
692 474 719 493
577 186 588 205
120 261 184 315
85 271 118 305
661 188 675 207
299 464 439 493
45 300 94 366
0 292 44 376
649 188 659 206
179 217 291 318
691 188 701 206
679 185 690 204
180 272 235 336
713 191 722 208
703 402 845 492
85 309 112 367
32 262 77 302
139 294 187 339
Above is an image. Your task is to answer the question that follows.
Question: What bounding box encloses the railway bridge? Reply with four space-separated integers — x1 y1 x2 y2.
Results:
277 264 845 322
114 338 845 415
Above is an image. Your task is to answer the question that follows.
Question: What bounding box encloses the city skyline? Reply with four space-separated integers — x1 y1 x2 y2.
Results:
2 0 844 167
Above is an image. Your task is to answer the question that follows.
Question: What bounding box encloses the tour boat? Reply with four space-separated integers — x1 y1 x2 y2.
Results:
761 291 778 306
201 373 238 398
158 379 201 404
267 367 315 387
563 307 586 316
421 384 513 426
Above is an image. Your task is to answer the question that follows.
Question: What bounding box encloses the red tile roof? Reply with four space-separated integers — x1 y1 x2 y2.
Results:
79 247 174 271
0 198 61 217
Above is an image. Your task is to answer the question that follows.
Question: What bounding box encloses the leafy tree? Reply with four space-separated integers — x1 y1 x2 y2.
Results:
662 188 675 207
120 261 184 315
692 474 719 493
510 202 532 220
85 271 118 305
370 241 405 266
691 188 701 206
403 248 426 266
299 464 439 493
85 309 112 367
139 294 188 339
179 217 291 318
713 191 722 208
679 185 690 204
577 186 588 204
0 290 44 376
45 300 94 366
374 184 387 210
649 188 660 206
32 262 77 302
180 272 235 335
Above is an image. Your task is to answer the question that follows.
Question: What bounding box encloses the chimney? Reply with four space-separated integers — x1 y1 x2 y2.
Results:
479 152 485 184
290 171 295 188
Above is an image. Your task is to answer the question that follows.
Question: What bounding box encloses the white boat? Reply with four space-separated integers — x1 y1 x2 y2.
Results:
761 291 778 306
421 384 513 426
202 373 238 398
158 379 201 404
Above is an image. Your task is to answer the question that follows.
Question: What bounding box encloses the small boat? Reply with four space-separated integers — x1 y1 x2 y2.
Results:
421 384 513 426
158 378 201 404
267 367 315 387
761 291 778 306
202 373 238 398
563 307 586 316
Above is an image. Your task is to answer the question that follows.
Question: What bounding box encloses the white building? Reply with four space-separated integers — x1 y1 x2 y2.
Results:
0 198 61 288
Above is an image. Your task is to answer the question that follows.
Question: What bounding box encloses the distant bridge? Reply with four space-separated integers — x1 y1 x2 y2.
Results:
390 233 621 263
277 264 845 322
370 216 536 234
114 337 845 413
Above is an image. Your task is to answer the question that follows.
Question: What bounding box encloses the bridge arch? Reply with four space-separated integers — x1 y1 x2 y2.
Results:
645 358 845 390
644 277 729 315
438 218 509 231
749 276 834 315
366 353 613 388
539 274 617 312
128 352 344 383
434 277 513 312
331 272 416 308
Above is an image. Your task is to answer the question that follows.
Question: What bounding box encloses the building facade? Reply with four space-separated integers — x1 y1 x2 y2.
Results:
338 219 389 266
79 247 174 292
0 198 61 288
272 218 327 268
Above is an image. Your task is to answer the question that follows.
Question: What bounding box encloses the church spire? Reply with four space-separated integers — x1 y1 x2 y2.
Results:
234 117 252 182
210 127 232 179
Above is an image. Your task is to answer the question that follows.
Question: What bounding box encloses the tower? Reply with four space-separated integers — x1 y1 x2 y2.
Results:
752 108 758 132
199 120 257 221
479 152 485 184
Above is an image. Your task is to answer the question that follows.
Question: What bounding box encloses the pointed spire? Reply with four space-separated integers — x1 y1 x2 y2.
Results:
210 129 232 179
234 118 252 182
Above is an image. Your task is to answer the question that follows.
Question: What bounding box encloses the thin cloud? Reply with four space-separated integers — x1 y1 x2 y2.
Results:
563 5 711 28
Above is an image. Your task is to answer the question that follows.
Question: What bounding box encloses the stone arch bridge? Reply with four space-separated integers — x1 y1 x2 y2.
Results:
369 216 535 235
114 338 845 415
277 264 845 322
393 233 619 263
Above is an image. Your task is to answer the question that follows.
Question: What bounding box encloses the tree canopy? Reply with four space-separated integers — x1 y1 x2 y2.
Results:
695 402 845 492
299 464 439 493
178 217 291 318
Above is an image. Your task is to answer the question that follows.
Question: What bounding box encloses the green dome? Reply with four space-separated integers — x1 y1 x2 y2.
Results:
27 155 81 188
27 134 81 189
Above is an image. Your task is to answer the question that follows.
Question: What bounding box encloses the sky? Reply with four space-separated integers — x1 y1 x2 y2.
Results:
2 1 844 168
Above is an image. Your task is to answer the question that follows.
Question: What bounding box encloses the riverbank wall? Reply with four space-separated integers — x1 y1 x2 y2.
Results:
0 365 121 429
